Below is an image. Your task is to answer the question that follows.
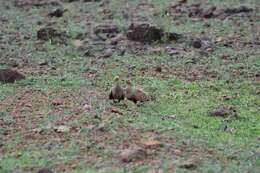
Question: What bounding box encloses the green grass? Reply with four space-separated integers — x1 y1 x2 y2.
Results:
0 0 259 172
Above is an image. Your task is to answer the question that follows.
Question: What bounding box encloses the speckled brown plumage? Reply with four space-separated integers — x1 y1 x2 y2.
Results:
125 80 149 104
109 76 125 103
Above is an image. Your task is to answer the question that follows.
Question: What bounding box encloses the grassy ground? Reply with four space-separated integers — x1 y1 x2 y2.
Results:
0 0 259 172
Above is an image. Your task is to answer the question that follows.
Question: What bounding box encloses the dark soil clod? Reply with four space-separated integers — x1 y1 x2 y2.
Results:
203 6 217 18
15 0 60 7
209 105 237 118
48 8 66 17
127 23 180 43
167 3 253 20
178 158 197 169
37 168 54 173
192 38 202 48
37 26 67 43
119 147 146 162
94 24 119 35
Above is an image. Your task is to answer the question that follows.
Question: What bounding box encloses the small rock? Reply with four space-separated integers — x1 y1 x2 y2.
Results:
188 5 203 18
161 114 176 120
37 26 67 43
127 23 164 43
219 121 228 131
202 6 216 18
101 48 114 58
192 38 202 48
37 168 54 173
15 0 60 7
213 8 227 19
224 6 253 14
83 104 92 111
166 32 182 41
0 16 8 23
138 140 162 149
209 105 237 118
165 46 181 55
85 124 96 131
0 69 25 83
219 121 235 133
72 39 83 48
149 47 163 54
54 125 70 133
146 169 164 173
83 50 90 56
6 58 19 67
109 34 124 45
85 123 106 132
95 123 106 132
155 66 162 72
173 149 182 155
127 23 181 43
177 0 187 4
38 60 48 66
83 0 101 2
51 99 63 106
63 0 78 2
110 107 123 115
94 24 119 35
216 37 224 43
178 158 197 169
119 147 146 162
223 95 232 101
48 8 66 17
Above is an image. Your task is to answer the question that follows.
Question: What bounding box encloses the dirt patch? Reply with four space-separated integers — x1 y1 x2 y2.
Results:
127 23 181 43
126 23 164 43
167 3 254 20
94 24 120 38
37 168 54 173
0 84 215 172
37 26 67 43
119 147 146 162
48 8 66 17
209 105 237 118
178 158 197 169
0 58 20 67
14 0 60 7
77 21 183 58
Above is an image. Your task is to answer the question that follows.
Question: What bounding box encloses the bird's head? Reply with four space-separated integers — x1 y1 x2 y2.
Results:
126 79 133 86
113 76 120 82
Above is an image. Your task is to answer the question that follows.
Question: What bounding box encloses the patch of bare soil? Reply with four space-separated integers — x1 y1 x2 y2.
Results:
37 26 68 43
0 87 214 171
48 8 66 17
1 0 257 82
76 21 183 59
14 0 60 7
209 105 237 118
126 23 180 43
167 2 254 20
37 168 54 173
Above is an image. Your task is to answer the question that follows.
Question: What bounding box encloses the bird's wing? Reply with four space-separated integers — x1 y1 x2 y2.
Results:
109 88 114 99
120 90 125 100
135 88 149 101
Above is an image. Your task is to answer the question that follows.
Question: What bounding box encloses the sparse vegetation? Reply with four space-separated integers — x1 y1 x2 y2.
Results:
0 0 259 172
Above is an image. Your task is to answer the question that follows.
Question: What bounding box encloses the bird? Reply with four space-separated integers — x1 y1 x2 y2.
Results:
109 76 125 103
125 79 149 104
0 68 25 83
